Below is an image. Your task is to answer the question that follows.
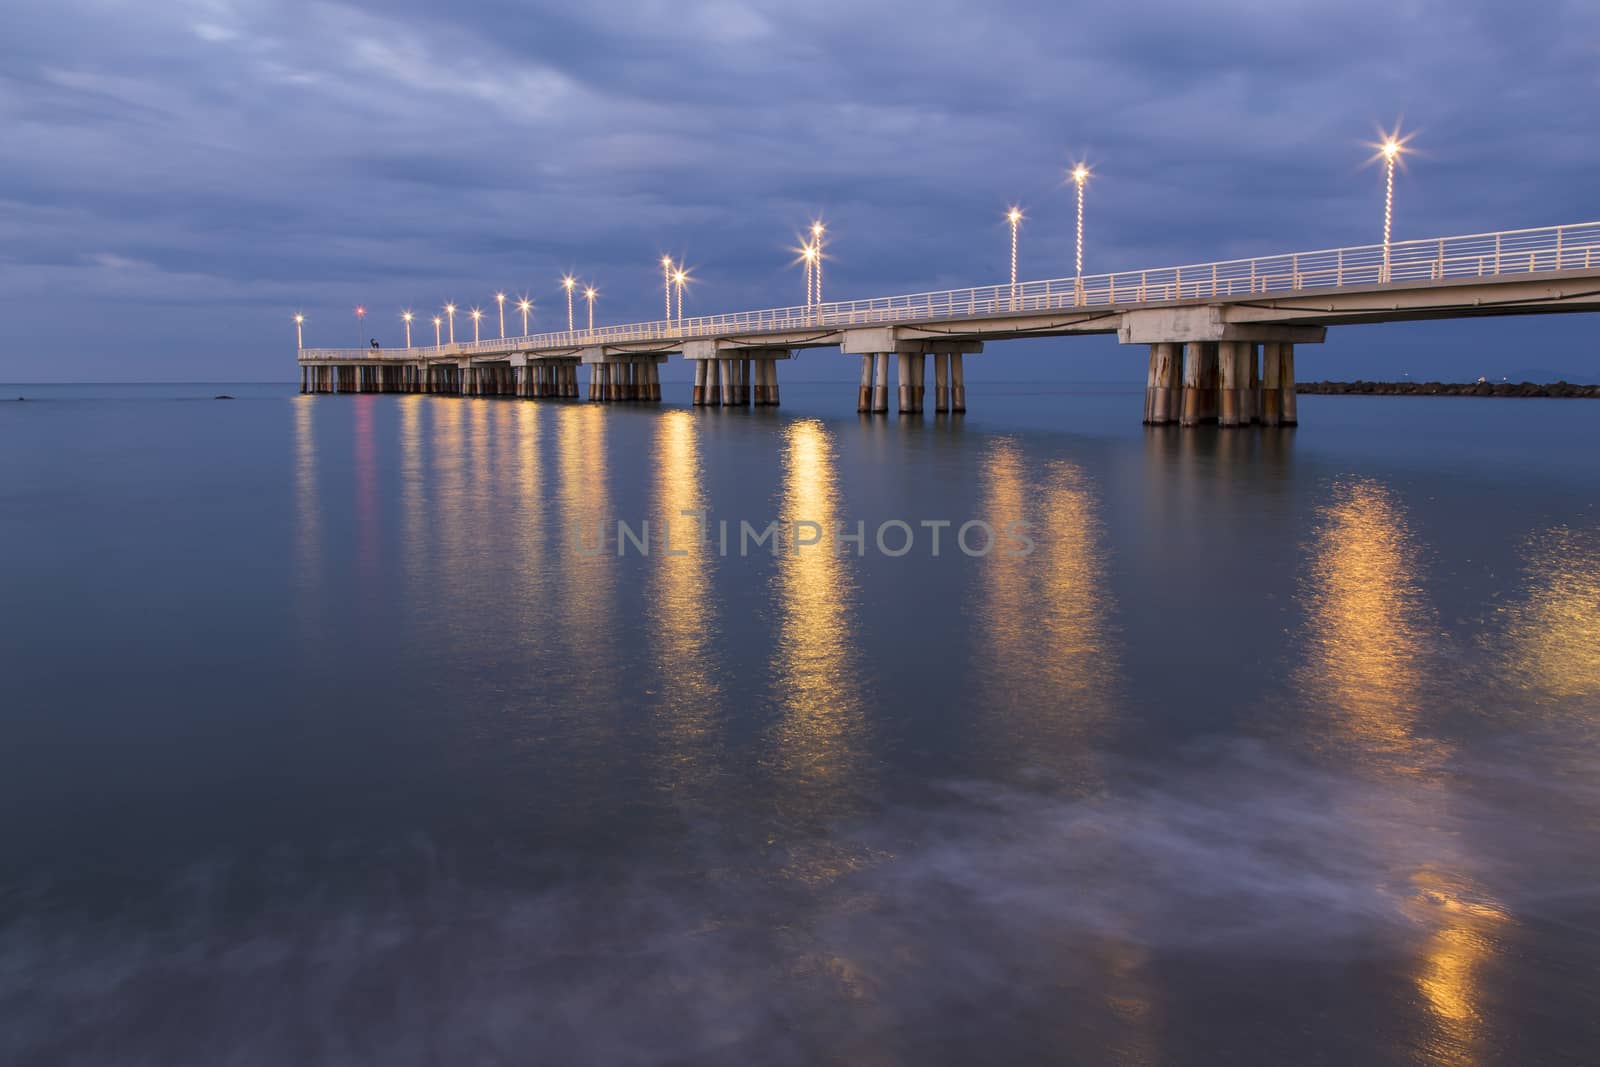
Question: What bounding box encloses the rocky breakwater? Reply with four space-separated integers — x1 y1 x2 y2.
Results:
1298 380 1600 398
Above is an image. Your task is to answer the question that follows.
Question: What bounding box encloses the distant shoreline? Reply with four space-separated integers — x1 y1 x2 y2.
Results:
1298 380 1600 398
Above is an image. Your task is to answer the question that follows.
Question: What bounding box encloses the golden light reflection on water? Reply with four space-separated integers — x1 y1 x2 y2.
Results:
554 404 616 722
771 419 870 880
291 398 326 647
976 440 1148 1055
1500 526 1600 706
649 410 719 796
976 440 1115 783
1299 478 1436 771
399 397 425 596
1299 478 1504 1063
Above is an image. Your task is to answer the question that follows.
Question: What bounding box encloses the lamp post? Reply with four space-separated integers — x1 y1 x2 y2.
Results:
470 308 482 343
1373 130 1412 282
562 276 576 331
433 316 442 348
810 221 825 304
293 314 304 350
355 304 366 346
1070 164 1090 297
518 297 532 335
495 292 506 338
801 244 817 306
1006 208 1022 290
673 269 687 324
661 256 673 320
584 286 597 331
402 310 413 348
445 303 456 344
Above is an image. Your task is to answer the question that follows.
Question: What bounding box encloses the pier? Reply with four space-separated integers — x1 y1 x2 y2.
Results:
298 222 1600 425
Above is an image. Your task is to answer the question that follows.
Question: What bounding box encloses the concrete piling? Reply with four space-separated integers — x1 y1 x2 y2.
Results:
934 352 949 413
873 353 889 413
1219 341 1242 427
950 353 966 413
1280 344 1297 426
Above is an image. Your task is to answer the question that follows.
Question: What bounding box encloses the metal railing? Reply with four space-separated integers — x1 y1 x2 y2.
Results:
300 221 1600 361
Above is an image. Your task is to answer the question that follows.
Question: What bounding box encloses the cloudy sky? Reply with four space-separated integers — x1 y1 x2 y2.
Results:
2 0 1597 383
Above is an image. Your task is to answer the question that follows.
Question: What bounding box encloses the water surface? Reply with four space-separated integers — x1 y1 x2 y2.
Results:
3 381 1598 1065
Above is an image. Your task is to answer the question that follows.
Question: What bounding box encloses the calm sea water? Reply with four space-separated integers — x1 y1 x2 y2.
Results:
3 380 1598 1065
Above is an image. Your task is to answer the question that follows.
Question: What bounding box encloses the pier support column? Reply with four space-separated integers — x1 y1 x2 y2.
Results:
897 352 912 414
1280 344 1298 426
693 359 707 406
1144 342 1179 424
1180 342 1209 426
719 359 733 406
1261 343 1282 426
1241 343 1254 422
768 360 781 406
913 354 926 412
858 355 874 412
950 353 966 413
1219 341 1243 427
873 353 889 413
934 352 949 413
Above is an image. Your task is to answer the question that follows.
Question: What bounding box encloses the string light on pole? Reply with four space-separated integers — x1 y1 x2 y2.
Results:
1367 125 1415 282
1070 163 1091 294
495 292 506 338
402 310 413 348
444 303 456 343
293 314 304 350
810 220 826 305
673 268 687 324
470 307 482 343
561 276 576 331
584 286 597 331
661 256 674 320
1006 207 1023 290
517 297 532 335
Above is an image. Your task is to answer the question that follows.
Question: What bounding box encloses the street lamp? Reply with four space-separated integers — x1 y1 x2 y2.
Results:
810 220 825 304
661 256 673 320
495 292 507 338
1070 163 1090 294
561 276 576 331
355 304 366 346
470 307 483 343
517 297 532 335
433 316 442 347
402 310 413 348
444 303 456 344
1006 208 1023 289
673 268 687 323
799 243 818 306
584 286 597 331
293 313 304 350
1368 127 1413 281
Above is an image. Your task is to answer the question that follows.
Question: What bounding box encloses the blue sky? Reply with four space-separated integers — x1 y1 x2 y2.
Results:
2 0 1597 383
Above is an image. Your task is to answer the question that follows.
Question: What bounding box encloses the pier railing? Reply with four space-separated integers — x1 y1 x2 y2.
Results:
301 221 1600 360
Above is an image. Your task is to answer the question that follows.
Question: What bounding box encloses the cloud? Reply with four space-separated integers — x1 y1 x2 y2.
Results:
0 0 1597 379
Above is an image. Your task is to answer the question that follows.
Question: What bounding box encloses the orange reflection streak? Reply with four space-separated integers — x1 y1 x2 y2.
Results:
1299 478 1504 1063
649 411 719 797
976 441 1148 1053
399 396 425 597
553 404 617 731
1501 526 1600 707
292 398 322 627
1300 479 1436 770
976 442 1116 782
771 419 870 878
